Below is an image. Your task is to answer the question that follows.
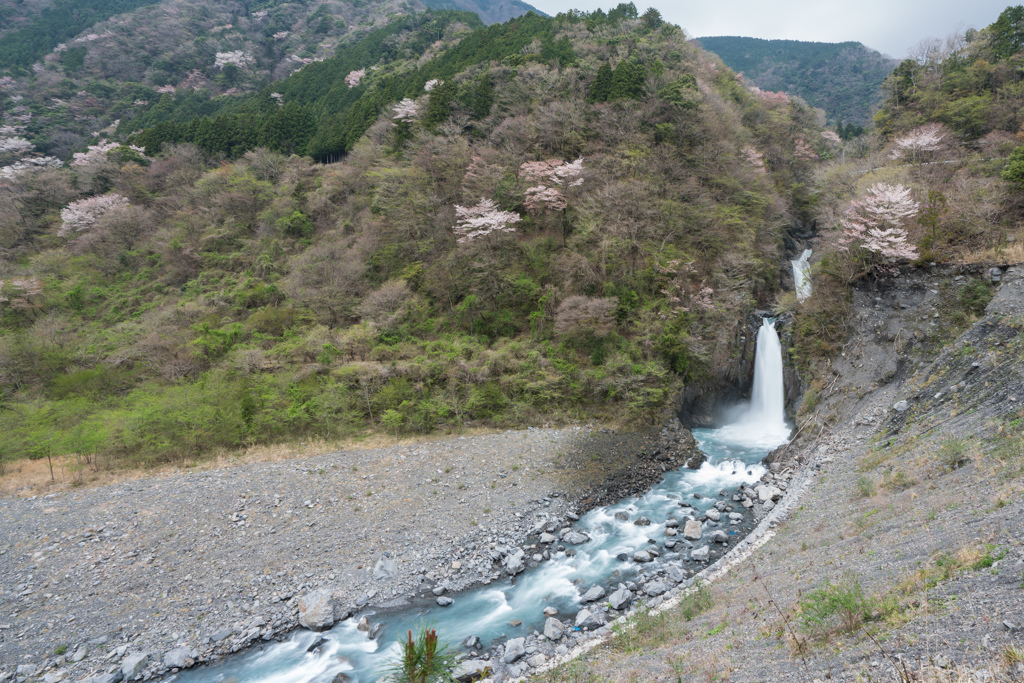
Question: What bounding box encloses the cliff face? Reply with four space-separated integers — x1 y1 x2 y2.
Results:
572 262 1024 682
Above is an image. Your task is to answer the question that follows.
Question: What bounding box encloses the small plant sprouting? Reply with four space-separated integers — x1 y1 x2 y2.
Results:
444 467 451 473
483 507 491 514
854 475 875 499
55 644 67 655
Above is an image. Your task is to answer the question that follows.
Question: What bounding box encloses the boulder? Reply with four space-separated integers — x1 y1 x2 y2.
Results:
162 647 193 669
574 609 603 630
298 590 337 631
705 509 721 522
608 587 633 610
664 527 677 537
503 637 526 663
504 554 525 575
580 585 606 603
633 550 652 563
711 530 729 544
666 566 684 583
755 485 782 503
645 581 669 597
453 660 491 682
893 400 909 412
209 628 234 643
562 531 590 545
93 673 124 683
436 596 454 607
543 606 559 617
70 644 88 663
665 517 679 528
683 520 703 541
543 617 564 640
691 546 710 562
356 616 370 632
613 511 629 522
373 556 398 581
121 652 149 680
463 635 480 648
539 533 557 544
633 516 651 526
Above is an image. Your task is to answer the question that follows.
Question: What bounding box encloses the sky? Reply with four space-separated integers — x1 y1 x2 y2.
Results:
531 0 1012 58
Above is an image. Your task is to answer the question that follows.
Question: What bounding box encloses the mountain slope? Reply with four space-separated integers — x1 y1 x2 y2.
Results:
697 36 898 124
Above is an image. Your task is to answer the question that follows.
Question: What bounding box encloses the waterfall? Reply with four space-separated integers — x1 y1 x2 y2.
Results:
791 249 813 302
714 318 791 449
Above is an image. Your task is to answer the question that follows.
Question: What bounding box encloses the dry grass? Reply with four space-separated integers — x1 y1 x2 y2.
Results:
957 242 1024 265
0 426 514 498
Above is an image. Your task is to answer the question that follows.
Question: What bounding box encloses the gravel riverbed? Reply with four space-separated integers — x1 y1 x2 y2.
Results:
0 423 698 682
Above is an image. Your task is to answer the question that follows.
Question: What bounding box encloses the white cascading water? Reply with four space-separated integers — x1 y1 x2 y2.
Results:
791 249 813 302
714 318 792 450
173 321 792 683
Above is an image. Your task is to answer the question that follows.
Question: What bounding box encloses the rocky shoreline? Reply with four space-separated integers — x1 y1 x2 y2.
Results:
0 419 708 683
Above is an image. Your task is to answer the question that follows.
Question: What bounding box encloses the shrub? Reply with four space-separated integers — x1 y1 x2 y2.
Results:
554 296 617 338
382 625 457 683
358 280 412 329
798 574 874 638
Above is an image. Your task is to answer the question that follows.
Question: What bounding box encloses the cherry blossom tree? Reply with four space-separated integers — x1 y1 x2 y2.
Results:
424 79 443 92
889 123 945 162
58 193 130 237
392 99 419 123
214 51 253 69
0 277 43 310
839 183 920 262
345 69 366 88
451 198 521 243
0 137 34 155
741 145 766 173
794 139 818 161
749 86 790 106
520 157 585 244
820 131 842 144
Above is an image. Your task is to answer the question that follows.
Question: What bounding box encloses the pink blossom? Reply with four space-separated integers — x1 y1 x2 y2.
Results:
392 98 419 123
452 198 521 243
889 123 945 161
741 145 766 173
749 86 790 106
345 69 365 88
821 131 842 144
839 183 919 261
0 276 43 309
794 139 818 161
59 193 129 236
520 157 585 214
424 79 443 92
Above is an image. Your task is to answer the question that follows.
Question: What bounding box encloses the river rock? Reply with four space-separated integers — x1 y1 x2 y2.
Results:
705 509 721 522
683 520 703 540
728 512 743 521
121 652 149 680
464 635 480 648
453 660 492 682
539 532 557 544
633 550 652 563
436 596 454 607
665 517 679 528
665 527 677 536
608 587 633 610
712 530 729 544
613 511 629 521
645 581 669 597
563 531 590 545
667 565 684 583
307 636 326 653
503 637 526 663
504 550 525 575
298 590 337 631
163 646 193 669
373 556 398 581
691 546 710 562
633 516 651 526
574 609 603 630
581 585 606 602
544 617 564 640
756 485 783 502
543 606 559 617
93 673 124 683
356 616 370 632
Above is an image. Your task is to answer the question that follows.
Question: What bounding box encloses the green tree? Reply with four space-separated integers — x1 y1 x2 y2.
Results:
589 63 613 103
423 80 456 129
989 5 1024 60
609 60 646 100
641 7 662 29
472 72 493 119
1002 145 1024 188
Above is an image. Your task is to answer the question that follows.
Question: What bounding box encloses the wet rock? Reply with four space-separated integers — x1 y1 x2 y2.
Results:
633 516 651 526
539 533 557 544
503 637 526 663
667 566 684 583
543 617 564 640
121 652 149 680
93 673 124 683
436 596 454 607
609 587 633 610
711 530 729 544
356 616 370 632
705 509 721 522
665 517 679 528
504 552 525 575
613 511 629 522
683 520 703 540
463 635 480 648
645 581 669 597
306 636 326 653
562 531 590 545
331 674 351 683
298 590 337 631
543 606 559 617
756 485 782 503
664 527 677 537
581 585 606 602
633 550 653 563
691 546 710 562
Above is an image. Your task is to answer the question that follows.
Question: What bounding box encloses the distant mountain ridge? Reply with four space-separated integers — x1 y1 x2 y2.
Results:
696 36 898 124
424 0 544 24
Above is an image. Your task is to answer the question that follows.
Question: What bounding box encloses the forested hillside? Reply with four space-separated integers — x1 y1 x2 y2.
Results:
0 4 827 470
697 36 897 125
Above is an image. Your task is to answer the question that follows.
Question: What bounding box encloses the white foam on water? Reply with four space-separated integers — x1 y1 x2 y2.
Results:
792 249 813 302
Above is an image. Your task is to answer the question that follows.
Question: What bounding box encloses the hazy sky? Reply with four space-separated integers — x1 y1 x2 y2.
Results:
532 0 1012 58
